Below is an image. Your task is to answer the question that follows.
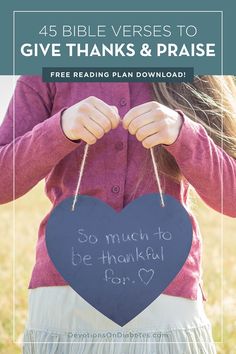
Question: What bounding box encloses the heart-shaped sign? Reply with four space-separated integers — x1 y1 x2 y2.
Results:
46 193 193 326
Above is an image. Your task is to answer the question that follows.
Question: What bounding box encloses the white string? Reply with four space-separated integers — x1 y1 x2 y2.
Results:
150 147 165 207
71 143 89 211
71 143 165 211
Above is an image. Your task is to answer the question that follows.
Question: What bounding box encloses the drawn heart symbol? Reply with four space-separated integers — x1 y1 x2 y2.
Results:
46 194 193 326
138 268 155 285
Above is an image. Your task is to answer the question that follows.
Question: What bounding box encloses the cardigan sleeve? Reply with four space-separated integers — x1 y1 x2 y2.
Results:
0 76 81 204
164 111 236 218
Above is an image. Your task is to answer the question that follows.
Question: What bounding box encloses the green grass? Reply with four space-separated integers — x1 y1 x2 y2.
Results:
0 182 235 353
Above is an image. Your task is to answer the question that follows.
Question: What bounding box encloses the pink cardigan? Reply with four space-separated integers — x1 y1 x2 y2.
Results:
1 77 235 301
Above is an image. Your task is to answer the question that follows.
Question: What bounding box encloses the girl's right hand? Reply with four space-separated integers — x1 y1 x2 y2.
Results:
61 96 120 144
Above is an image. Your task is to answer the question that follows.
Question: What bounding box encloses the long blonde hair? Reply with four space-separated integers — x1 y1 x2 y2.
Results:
152 76 236 180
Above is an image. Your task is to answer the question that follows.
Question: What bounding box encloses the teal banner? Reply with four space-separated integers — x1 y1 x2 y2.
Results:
42 67 194 82
15 11 221 75
0 1 235 75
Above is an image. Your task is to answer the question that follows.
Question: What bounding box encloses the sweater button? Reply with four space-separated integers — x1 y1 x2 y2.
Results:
115 142 124 151
111 185 120 194
119 98 127 107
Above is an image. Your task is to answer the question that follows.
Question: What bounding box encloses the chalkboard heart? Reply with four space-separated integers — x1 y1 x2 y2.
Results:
46 194 193 326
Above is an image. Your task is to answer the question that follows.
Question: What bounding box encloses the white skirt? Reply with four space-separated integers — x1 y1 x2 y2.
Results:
23 285 217 354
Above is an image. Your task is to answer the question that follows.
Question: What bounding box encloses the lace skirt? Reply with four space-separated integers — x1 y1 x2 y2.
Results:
23 285 217 354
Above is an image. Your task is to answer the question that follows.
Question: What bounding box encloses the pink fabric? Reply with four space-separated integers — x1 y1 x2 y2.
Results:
1 77 235 301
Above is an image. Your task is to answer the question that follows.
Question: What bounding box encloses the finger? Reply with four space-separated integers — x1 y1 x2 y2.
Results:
126 111 156 135
86 105 112 133
110 106 121 127
99 103 120 129
136 121 164 142
80 126 97 145
110 105 119 115
123 101 159 129
142 132 165 149
88 96 120 129
81 114 105 139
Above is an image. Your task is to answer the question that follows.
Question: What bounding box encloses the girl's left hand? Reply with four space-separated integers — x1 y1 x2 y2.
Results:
123 101 183 148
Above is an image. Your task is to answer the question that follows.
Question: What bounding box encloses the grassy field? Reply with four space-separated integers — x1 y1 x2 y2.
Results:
0 182 235 353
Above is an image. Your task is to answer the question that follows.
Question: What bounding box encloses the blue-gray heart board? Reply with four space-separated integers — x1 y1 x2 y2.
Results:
46 194 193 326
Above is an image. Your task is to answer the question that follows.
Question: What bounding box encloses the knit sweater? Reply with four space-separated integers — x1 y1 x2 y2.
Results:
1 77 235 300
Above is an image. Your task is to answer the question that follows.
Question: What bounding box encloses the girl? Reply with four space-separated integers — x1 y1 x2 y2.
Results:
1 76 236 353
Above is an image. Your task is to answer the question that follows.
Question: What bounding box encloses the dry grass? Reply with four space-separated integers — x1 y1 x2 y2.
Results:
0 182 235 353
